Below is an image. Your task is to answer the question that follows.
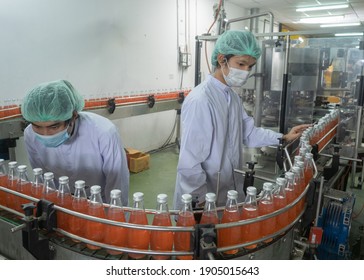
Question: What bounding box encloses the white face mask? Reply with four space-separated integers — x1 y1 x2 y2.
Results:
34 125 70 148
222 62 250 87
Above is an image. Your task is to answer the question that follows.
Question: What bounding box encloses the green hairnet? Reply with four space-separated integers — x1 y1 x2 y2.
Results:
21 80 85 122
211 30 262 66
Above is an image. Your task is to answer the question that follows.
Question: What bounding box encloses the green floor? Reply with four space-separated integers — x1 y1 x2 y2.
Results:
129 145 179 212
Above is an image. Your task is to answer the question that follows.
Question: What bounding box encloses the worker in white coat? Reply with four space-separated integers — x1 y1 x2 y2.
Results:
21 80 129 205
173 30 309 210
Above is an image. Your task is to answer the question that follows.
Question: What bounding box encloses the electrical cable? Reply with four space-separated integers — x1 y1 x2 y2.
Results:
148 111 178 154
204 0 223 74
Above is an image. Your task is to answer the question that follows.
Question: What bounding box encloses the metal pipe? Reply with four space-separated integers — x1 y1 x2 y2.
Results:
224 12 274 33
54 228 192 257
216 206 304 253
318 153 362 162
279 35 290 134
352 106 363 187
314 176 325 227
255 26 364 38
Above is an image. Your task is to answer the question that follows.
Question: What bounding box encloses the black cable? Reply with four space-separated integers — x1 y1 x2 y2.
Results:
148 111 178 154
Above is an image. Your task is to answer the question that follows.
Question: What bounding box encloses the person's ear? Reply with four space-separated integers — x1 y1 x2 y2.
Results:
217 54 227 67
70 111 78 126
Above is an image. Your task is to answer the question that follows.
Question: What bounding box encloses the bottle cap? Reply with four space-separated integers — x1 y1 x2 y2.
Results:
8 161 17 168
110 189 122 199
181 193 192 203
17 165 27 172
285 171 294 179
292 166 301 174
33 168 43 175
157 193 168 203
227 190 238 200
59 176 69 184
263 182 273 191
90 185 101 194
0 159 4 165
246 186 257 195
133 192 144 202
305 153 313 159
205 192 216 202
276 177 287 186
294 155 303 162
75 180 86 189
43 172 54 180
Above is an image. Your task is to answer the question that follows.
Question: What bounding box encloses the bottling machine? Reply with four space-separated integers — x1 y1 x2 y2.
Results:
0 19 363 260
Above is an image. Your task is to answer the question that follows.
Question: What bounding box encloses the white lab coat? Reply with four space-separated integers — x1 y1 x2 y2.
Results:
173 75 283 210
24 112 129 206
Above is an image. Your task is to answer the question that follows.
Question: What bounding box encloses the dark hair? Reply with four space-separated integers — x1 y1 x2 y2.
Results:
215 54 235 68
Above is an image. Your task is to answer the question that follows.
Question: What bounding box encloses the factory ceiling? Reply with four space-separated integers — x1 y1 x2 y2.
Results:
227 0 364 31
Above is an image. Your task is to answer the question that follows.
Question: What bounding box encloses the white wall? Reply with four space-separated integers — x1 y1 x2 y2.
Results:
0 0 255 163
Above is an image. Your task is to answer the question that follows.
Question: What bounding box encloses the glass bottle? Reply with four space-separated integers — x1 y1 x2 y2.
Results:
218 190 241 255
259 182 276 243
69 180 88 242
199 192 219 224
150 193 173 260
0 159 7 206
56 176 72 233
6 161 18 210
104 189 127 256
31 168 44 199
273 177 289 232
240 186 260 249
304 152 314 185
293 155 303 166
85 185 105 250
42 172 58 203
174 193 196 260
292 166 304 214
127 192 150 259
284 171 297 223
16 165 32 213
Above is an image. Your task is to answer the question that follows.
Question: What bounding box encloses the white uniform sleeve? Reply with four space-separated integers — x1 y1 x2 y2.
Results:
242 109 283 147
99 126 130 206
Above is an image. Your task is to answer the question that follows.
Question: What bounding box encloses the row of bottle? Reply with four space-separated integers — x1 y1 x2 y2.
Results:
0 155 314 259
194 154 314 257
0 160 188 259
304 109 339 151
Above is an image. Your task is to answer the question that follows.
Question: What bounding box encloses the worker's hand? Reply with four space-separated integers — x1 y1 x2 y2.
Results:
283 124 311 142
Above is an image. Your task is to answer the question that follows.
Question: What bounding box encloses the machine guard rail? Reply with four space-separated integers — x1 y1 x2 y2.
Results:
0 179 313 258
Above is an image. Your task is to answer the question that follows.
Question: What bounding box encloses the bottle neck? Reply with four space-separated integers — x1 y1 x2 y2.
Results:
156 202 169 214
204 201 217 213
18 170 29 181
260 189 273 202
225 198 239 211
44 178 57 192
110 197 123 208
58 183 70 194
8 168 17 179
90 193 103 204
74 188 87 199
245 194 257 204
132 200 145 210
180 202 193 213
33 175 44 185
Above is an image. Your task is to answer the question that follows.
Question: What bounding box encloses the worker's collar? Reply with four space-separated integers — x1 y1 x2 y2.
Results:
208 75 232 103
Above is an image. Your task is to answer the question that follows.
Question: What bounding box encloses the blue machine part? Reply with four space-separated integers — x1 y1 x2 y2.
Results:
317 189 355 260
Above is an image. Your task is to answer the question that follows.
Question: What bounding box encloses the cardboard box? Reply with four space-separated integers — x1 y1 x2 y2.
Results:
125 148 150 173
